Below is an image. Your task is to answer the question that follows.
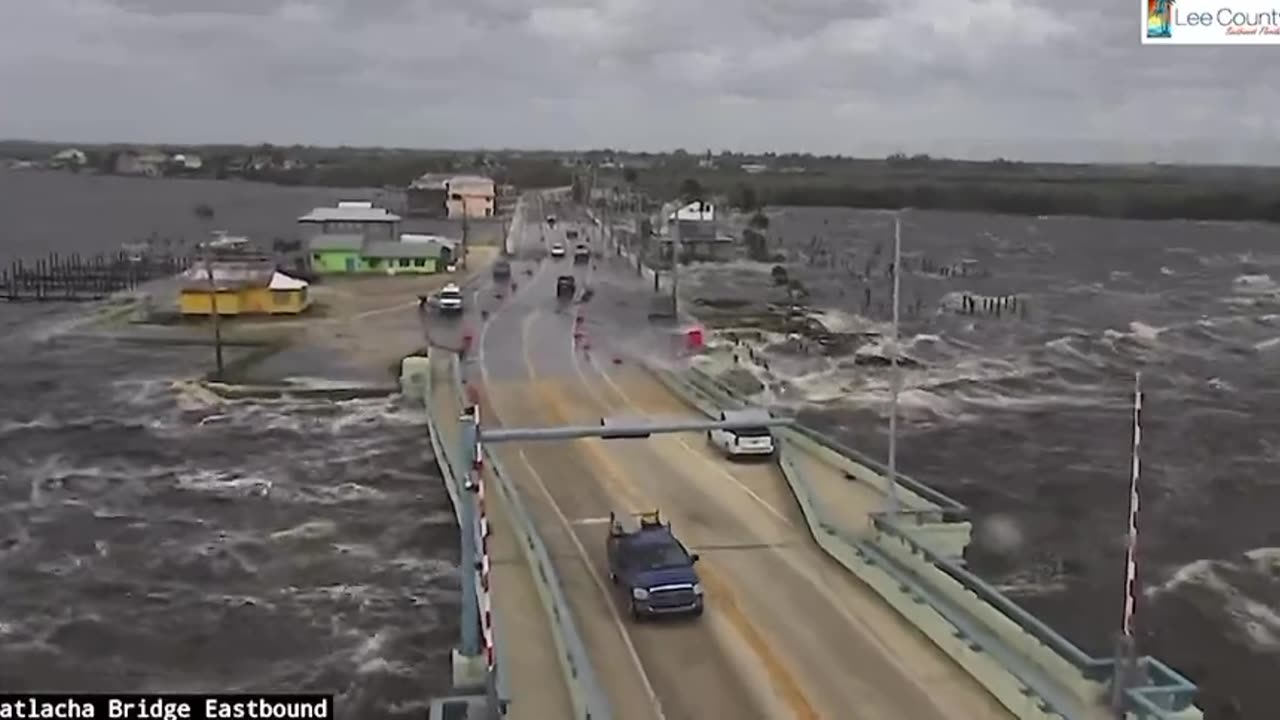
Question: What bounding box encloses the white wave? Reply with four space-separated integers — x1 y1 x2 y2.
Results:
270 519 339 542
1147 550 1280 651
1233 274 1278 294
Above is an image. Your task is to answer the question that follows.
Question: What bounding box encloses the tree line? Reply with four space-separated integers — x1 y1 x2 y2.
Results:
632 172 1280 224
718 178 1280 223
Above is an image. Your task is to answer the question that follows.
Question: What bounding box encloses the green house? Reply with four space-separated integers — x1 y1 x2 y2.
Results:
308 234 454 275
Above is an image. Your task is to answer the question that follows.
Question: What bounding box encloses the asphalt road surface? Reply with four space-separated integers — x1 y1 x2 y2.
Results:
428 197 1014 720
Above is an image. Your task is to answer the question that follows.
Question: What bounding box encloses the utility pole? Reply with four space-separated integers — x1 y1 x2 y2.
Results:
885 212 903 514
201 241 225 380
671 205 682 318
460 196 470 269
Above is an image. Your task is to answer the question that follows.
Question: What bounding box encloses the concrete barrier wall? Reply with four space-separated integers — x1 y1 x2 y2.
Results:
648 362 1203 720
443 355 614 720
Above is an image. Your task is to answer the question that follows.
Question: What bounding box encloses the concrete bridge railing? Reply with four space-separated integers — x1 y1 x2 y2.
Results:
445 353 614 720
648 362 1202 720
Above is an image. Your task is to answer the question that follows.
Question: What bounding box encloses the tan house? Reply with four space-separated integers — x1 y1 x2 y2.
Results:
446 175 496 219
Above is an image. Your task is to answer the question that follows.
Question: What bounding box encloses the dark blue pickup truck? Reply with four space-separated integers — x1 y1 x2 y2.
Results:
606 511 704 620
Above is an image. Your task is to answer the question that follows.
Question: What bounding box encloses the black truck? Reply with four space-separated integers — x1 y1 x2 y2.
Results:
606 511 704 620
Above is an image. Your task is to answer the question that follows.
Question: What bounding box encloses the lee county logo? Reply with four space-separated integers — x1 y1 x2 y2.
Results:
1144 0 1280 43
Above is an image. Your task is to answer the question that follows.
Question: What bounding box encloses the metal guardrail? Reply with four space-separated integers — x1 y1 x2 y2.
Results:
420 355 513 708
654 362 1200 718
447 356 614 720
684 367 969 518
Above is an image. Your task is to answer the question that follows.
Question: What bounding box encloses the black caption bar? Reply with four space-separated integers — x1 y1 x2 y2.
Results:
0 695 334 720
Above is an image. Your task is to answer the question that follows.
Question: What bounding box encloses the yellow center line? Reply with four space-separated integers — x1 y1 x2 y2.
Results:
536 323 820 719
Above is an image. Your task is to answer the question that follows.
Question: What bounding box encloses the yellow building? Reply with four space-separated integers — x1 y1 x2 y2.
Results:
179 265 311 316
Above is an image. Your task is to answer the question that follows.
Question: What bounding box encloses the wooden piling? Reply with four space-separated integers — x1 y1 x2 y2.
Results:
0 249 190 302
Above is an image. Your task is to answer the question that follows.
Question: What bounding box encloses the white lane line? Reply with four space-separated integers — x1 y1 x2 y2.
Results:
580 354 793 526
571 516 613 526
516 447 668 720
580 344 956 711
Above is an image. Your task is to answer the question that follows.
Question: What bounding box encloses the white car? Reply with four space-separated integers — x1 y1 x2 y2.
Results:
707 409 776 459
437 283 464 313
550 244 566 258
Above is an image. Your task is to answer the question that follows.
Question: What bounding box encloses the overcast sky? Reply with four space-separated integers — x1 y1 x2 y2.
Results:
1 0 1276 163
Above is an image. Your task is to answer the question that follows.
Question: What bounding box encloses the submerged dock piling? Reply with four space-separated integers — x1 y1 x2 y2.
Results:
0 250 189 302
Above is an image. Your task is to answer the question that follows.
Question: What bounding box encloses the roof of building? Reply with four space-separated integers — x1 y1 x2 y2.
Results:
669 201 715 222
298 206 401 223
410 173 454 189
180 262 273 290
448 175 496 192
307 234 365 252
362 241 444 259
268 272 308 290
400 233 459 249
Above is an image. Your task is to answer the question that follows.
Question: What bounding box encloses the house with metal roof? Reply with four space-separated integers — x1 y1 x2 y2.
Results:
298 202 401 242
178 261 311 316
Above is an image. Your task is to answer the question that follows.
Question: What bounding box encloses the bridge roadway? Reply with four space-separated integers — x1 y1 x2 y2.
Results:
426 202 1015 720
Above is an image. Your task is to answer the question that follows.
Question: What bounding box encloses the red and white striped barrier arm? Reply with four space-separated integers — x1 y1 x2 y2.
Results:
1121 373 1142 640
474 465 495 671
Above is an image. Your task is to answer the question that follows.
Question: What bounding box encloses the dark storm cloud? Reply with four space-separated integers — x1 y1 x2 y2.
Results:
0 0 1274 161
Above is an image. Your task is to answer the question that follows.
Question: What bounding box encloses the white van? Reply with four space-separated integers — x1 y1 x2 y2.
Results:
707 409 776 459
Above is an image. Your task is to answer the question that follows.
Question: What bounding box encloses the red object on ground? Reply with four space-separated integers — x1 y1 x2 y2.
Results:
612 356 623 365
685 326 705 351
466 384 480 406
575 315 585 325
461 332 473 353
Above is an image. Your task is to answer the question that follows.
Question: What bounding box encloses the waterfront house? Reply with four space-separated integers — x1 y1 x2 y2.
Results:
446 175 496 219
179 262 310 316
50 148 87 168
307 232 455 275
656 201 733 262
407 173 452 217
115 149 167 177
298 202 400 242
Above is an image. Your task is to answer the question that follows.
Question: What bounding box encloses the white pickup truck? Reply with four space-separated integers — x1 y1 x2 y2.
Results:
707 409 776 459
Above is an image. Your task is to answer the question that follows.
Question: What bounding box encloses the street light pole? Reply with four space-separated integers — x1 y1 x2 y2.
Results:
886 212 903 514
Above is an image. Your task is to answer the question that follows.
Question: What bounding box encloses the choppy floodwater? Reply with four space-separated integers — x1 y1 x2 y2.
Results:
0 169 460 718
685 207 1280 719
3 170 1276 718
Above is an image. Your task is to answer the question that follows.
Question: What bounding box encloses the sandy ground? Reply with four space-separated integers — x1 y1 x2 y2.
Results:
244 246 498 384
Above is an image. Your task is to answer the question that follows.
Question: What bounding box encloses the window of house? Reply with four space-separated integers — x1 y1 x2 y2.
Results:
368 258 382 268
413 258 426 267
398 258 411 267
313 254 322 262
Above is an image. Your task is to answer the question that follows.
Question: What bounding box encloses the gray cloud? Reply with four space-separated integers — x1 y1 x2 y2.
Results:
0 0 1272 162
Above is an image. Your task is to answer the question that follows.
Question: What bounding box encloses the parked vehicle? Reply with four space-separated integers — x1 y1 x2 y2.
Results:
573 244 591 265
550 243 566 258
492 259 511 279
707 409 776 459
606 510 703 620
